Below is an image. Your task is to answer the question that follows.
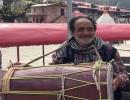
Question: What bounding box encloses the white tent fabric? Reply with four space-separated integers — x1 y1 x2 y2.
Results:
96 13 116 24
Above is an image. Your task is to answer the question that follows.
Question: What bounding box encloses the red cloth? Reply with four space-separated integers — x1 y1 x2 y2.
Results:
0 23 130 47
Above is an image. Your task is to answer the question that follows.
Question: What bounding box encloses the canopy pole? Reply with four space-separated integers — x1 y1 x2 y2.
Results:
0 50 2 69
17 46 20 62
42 45 45 65
67 0 73 38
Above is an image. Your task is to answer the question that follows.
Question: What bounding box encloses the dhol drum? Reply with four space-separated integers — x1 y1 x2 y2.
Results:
0 63 114 100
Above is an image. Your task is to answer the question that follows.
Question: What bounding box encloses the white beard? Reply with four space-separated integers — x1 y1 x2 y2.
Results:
75 36 95 47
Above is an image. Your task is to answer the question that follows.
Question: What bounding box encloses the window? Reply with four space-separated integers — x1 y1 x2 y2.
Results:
33 17 35 22
34 8 36 12
60 8 65 16
42 7 44 13
36 18 39 23
40 17 45 23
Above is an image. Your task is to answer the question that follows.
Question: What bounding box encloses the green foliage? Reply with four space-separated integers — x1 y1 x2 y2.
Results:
1 0 40 22
91 3 96 8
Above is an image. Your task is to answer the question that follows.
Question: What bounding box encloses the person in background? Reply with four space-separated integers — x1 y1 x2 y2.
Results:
52 16 129 100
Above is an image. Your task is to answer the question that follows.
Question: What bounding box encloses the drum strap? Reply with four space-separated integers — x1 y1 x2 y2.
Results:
93 60 102 100
2 67 22 94
57 76 66 100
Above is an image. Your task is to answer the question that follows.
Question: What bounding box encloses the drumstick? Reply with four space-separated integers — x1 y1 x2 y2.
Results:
22 42 71 67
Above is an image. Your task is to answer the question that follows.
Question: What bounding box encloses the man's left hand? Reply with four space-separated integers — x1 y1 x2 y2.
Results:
113 75 122 91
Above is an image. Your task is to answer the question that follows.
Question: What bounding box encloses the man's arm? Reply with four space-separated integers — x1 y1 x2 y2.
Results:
51 41 70 64
52 52 64 64
113 51 129 90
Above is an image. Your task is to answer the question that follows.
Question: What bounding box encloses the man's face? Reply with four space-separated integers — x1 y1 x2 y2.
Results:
73 18 95 47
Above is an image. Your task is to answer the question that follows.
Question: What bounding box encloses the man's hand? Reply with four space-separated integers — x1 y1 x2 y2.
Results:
113 74 122 91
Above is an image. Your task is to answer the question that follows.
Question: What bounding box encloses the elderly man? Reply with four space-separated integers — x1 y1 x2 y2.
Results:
52 16 129 100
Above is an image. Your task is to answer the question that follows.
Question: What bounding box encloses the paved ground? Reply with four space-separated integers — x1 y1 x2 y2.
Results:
0 42 130 69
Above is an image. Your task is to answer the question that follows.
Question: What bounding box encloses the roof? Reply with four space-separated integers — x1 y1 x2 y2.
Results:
120 9 130 13
78 6 97 10
54 10 86 23
96 13 116 24
73 10 86 17
32 4 53 7
97 4 118 8
31 2 66 7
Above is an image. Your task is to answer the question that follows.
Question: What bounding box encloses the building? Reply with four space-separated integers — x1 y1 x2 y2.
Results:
28 2 66 23
74 1 130 22
27 0 130 23
54 10 86 23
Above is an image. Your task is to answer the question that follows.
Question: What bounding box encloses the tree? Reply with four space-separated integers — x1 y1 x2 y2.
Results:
1 0 41 22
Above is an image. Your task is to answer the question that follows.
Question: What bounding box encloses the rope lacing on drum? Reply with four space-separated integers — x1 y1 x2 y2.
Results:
1 64 111 100
93 60 102 100
57 76 66 100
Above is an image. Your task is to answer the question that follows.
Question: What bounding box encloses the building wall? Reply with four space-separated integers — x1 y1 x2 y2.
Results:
45 6 66 22
31 6 46 23
31 6 45 15
30 5 66 23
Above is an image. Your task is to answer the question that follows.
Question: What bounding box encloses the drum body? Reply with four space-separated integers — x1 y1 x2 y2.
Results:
1 64 114 100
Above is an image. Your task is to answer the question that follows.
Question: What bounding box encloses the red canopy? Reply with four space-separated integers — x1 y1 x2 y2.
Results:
0 23 130 47
97 24 130 41
0 23 67 47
